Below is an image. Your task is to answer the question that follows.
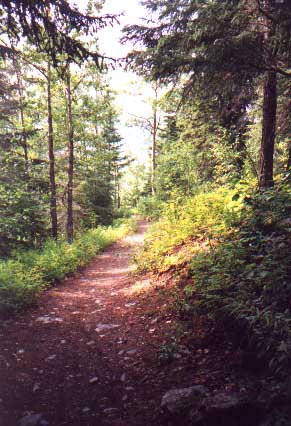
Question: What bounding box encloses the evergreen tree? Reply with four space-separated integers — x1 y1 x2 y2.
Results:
0 49 124 254
0 0 116 66
124 0 291 187
0 59 49 256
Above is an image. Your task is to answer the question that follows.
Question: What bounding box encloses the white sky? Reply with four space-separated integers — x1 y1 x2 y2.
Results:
100 0 152 162
75 0 152 163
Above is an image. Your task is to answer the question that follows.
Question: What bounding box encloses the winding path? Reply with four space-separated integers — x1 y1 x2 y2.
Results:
0 221 179 426
0 220 254 426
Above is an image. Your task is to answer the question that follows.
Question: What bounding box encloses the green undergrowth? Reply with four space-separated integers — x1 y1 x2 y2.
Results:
189 184 291 381
0 218 137 315
136 187 244 272
137 182 291 390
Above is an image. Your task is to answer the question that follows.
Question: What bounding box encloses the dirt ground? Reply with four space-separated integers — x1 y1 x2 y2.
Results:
0 221 258 426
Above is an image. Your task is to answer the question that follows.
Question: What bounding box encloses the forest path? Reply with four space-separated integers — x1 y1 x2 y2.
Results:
0 221 191 426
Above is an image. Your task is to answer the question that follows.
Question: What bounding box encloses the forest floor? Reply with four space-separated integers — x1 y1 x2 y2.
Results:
0 221 260 426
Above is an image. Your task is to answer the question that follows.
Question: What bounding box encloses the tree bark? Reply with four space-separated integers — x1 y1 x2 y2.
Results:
151 111 157 195
259 70 277 188
47 62 58 239
287 143 291 172
114 165 118 208
13 57 28 168
258 0 278 188
151 84 158 195
117 181 121 209
65 68 74 243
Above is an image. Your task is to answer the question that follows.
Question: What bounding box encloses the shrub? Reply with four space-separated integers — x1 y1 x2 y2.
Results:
189 183 291 378
137 182 291 384
113 207 133 219
135 187 244 272
0 260 45 313
137 196 164 221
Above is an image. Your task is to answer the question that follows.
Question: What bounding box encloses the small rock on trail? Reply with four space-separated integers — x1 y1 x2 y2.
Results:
17 413 48 426
161 385 209 415
95 323 120 333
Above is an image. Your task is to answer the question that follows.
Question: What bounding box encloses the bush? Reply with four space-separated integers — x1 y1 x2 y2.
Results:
137 182 291 384
189 183 291 379
0 218 136 315
137 196 164 221
135 187 243 272
113 207 133 219
0 260 45 313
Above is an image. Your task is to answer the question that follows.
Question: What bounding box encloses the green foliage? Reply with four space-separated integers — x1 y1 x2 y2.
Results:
157 337 179 365
136 186 244 272
189 183 291 378
0 52 126 250
0 218 136 315
155 96 244 199
112 217 138 233
74 81 126 227
1 0 117 67
137 181 291 385
0 261 45 314
120 162 150 208
0 151 49 257
137 196 164 221
113 207 133 219
0 59 50 256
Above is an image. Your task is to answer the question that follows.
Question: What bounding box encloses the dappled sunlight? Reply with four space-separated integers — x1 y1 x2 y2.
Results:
86 268 132 277
125 278 154 296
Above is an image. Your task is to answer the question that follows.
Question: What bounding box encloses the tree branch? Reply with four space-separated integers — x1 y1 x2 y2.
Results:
0 39 48 79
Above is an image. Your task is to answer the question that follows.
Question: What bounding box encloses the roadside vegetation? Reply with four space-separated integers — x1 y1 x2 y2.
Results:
137 183 291 386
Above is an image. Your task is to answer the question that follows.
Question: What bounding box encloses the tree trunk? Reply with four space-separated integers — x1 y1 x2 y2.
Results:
13 57 28 168
117 182 121 209
151 112 157 195
114 165 118 208
287 143 291 172
151 84 158 195
47 62 58 239
65 68 74 243
19 89 28 166
258 0 279 188
259 70 277 188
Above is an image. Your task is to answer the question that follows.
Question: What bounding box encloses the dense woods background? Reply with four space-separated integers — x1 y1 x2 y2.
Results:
0 1 128 256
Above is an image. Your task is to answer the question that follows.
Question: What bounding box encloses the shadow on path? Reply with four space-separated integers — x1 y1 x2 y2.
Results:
0 220 177 426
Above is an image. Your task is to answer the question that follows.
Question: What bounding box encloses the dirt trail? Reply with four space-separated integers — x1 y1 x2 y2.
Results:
0 221 248 426
0 221 178 426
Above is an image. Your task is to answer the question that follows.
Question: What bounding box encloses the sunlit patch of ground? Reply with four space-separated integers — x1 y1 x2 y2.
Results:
125 278 153 296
